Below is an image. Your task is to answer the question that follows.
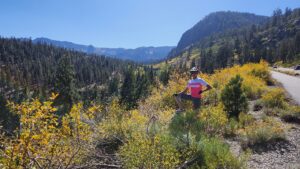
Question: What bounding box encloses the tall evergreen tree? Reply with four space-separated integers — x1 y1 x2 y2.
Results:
295 32 300 53
120 68 137 109
221 75 248 119
108 77 119 96
216 44 233 68
190 58 196 68
159 67 170 86
0 95 18 132
54 54 79 114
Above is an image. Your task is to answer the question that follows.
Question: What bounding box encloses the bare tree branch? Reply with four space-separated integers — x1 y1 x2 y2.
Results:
177 156 199 169
72 163 121 169
64 145 81 169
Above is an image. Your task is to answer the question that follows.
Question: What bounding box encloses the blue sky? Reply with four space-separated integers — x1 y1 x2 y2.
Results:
1 0 299 48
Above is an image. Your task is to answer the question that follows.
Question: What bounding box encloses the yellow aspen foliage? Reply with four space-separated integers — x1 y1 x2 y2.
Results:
99 99 148 140
261 88 287 108
199 103 228 136
119 133 180 169
207 62 267 100
0 93 101 169
150 61 269 111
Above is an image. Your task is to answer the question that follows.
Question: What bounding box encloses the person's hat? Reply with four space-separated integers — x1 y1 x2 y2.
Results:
190 67 199 73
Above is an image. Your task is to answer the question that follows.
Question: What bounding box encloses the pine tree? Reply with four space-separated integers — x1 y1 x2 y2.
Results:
108 77 119 96
169 110 203 146
272 8 283 26
221 75 248 119
0 95 19 132
120 68 137 109
159 67 170 86
147 66 155 83
54 54 79 114
200 50 206 70
295 32 300 53
234 38 241 55
190 58 196 68
216 44 233 68
136 72 151 99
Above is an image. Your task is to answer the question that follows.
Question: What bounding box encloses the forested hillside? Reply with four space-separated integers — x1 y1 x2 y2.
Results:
162 8 300 73
0 38 155 131
0 38 134 88
169 11 268 57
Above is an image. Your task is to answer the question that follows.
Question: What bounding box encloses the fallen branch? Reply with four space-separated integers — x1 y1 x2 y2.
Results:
73 163 121 169
177 156 199 169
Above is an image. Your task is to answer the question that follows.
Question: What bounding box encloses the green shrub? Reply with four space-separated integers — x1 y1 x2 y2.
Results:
264 107 286 116
191 137 246 169
225 118 239 137
241 117 285 147
238 112 255 128
221 75 248 118
225 113 255 137
169 110 203 144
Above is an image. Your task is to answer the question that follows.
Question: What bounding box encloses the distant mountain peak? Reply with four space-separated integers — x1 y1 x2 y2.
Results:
33 38 174 63
169 11 268 57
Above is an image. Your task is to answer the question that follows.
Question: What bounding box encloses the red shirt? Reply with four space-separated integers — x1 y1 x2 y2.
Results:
187 77 208 98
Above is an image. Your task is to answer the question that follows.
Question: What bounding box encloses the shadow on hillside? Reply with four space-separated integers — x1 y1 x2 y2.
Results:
282 115 300 124
245 138 295 154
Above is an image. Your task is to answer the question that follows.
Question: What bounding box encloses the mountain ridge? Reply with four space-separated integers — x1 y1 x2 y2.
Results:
168 11 269 57
158 8 300 74
33 37 174 63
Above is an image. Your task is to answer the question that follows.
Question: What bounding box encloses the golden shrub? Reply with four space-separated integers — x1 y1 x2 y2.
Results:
261 88 287 109
0 93 100 169
206 62 268 100
99 99 148 140
119 133 180 169
199 104 228 136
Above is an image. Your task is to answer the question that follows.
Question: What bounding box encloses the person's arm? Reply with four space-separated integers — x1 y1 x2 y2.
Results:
199 79 212 94
201 84 212 93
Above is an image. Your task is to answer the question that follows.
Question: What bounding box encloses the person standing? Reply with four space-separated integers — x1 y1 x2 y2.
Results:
174 67 211 112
